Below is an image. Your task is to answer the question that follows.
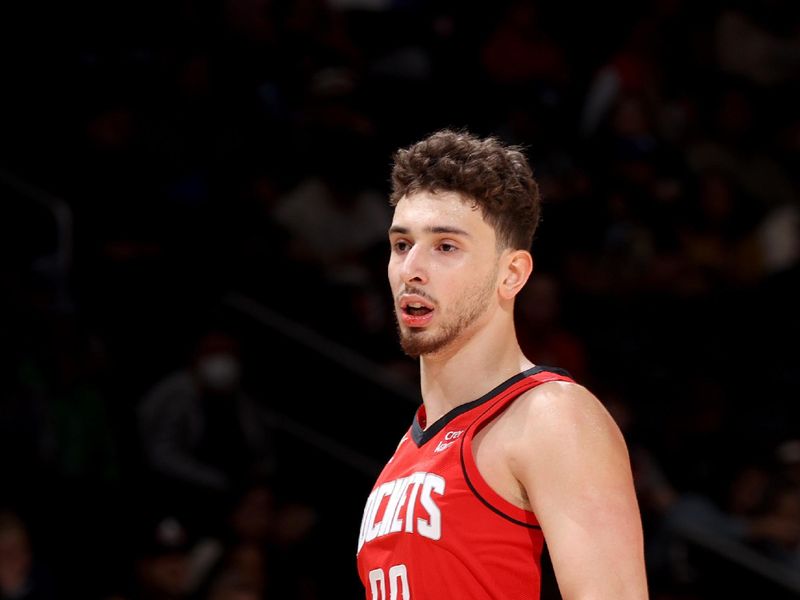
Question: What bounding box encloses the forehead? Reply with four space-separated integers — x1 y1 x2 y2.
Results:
391 190 490 234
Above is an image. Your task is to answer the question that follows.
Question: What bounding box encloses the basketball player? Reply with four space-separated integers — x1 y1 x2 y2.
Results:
356 130 648 599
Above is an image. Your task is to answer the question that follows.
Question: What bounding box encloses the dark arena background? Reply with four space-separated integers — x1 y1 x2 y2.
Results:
2 1 800 598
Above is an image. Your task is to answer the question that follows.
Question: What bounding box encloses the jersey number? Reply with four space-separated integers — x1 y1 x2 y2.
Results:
368 564 410 599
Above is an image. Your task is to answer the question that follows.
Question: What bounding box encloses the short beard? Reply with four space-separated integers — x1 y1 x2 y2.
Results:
398 316 466 358
395 264 498 358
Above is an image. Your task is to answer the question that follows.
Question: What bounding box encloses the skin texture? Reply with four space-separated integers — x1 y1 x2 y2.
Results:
388 190 649 599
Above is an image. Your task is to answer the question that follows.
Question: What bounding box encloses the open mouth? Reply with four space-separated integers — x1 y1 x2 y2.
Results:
399 295 435 326
403 303 433 317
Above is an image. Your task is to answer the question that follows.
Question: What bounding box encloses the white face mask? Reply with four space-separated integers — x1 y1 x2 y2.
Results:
196 353 241 392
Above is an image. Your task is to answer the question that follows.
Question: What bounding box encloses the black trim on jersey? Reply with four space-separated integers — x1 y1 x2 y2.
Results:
460 443 542 529
410 365 571 447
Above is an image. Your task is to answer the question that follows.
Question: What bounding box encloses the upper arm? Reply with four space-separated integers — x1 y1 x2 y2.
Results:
509 383 648 600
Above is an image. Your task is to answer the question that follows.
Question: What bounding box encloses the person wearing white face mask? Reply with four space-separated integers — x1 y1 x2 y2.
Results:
137 330 275 534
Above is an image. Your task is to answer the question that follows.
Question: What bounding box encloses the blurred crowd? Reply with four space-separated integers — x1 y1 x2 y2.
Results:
2 0 800 598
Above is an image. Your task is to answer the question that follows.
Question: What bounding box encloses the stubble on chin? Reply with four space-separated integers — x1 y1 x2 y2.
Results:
395 318 459 358
398 328 428 358
395 317 424 358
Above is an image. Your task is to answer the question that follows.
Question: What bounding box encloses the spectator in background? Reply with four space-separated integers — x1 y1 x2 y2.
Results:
715 1 800 87
480 0 570 94
126 515 194 600
676 167 763 289
270 126 392 341
0 511 55 600
636 445 800 592
195 478 319 600
137 330 275 534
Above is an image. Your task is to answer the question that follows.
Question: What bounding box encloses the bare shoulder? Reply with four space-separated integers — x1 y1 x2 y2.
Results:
500 381 630 472
503 380 621 435
505 382 647 598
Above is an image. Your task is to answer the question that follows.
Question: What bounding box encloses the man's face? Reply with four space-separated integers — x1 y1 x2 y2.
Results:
388 190 500 358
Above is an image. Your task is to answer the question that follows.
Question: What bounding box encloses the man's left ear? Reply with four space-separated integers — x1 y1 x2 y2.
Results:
499 250 533 300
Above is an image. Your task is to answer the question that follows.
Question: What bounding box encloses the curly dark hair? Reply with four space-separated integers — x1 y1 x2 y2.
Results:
390 129 541 250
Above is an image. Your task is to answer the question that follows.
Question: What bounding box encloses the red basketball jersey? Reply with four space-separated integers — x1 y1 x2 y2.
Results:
356 366 574 600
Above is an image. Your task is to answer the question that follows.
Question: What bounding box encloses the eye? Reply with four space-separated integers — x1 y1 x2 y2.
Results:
392 239 411 253
438 242 458 253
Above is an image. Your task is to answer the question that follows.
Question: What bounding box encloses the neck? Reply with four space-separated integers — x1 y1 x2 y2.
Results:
417 312 534 427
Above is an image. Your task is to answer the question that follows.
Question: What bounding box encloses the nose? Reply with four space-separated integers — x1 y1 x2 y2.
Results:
400 245 428 285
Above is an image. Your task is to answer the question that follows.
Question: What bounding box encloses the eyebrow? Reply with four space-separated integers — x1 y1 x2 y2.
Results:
388 225 471 237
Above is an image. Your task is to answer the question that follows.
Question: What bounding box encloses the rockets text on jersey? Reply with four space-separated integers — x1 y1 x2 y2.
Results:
357 471 445 553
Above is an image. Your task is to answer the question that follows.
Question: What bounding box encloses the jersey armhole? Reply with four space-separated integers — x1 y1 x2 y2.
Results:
461 417 542 529
459 371 575 529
